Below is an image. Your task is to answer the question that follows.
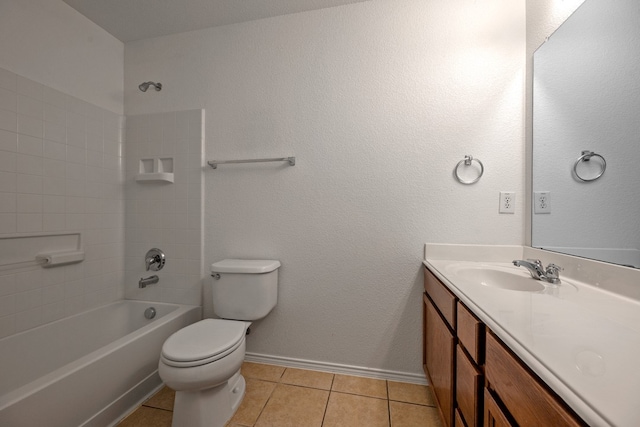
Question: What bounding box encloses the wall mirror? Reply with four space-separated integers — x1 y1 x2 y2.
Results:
532 0 640 267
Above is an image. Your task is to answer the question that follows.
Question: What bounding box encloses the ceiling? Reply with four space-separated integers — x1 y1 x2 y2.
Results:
62 0 368 42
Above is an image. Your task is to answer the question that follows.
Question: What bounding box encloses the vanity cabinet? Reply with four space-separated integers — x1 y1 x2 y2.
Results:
484 332 587 427
424 267 483 427
423 265 587 427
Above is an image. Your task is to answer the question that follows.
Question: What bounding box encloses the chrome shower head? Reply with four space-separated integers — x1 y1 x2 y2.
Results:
138 81 162 92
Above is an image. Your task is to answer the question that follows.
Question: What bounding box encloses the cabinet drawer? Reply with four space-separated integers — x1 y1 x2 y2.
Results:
485 332 586 427
424 267 457 328
457 302 484 364
456 345 482 427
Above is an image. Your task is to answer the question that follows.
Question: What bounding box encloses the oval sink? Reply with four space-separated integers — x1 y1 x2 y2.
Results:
449 265 546 292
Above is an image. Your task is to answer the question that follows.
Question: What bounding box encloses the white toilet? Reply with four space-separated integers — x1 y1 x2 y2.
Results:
158 259 280 427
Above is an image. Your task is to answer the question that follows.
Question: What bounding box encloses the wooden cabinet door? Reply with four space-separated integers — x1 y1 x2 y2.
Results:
484 388 514 427
456 345 482 427
424 294 455 427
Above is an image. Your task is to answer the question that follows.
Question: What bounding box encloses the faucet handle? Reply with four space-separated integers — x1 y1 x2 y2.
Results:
526 258 543 267
545 263 563 283
546 263 563 273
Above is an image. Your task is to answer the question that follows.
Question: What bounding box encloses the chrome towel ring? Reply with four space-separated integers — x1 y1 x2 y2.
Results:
454 155 484 185
573 150 606 182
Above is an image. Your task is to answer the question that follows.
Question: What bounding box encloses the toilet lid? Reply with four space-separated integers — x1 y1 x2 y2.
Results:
161 319 246 366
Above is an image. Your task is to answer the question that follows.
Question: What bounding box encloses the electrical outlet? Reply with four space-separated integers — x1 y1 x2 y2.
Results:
499 191 515 214
534 191 551 214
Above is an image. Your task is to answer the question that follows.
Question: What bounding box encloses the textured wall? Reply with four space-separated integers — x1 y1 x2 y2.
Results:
125 0 525 376
0 0 123 114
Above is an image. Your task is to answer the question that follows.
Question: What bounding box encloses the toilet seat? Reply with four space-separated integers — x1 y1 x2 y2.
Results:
161 319 247 368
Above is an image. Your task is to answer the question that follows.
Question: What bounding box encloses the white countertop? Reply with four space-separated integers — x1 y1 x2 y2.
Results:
423 244 640 427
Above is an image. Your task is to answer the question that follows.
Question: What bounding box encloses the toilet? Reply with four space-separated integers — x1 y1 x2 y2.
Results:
158 259 280 427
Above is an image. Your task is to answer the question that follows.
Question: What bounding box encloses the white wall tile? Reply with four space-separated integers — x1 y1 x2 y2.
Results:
0 68 16 92
16 154 43 175
43 103 66 125
0 151 16 172
17 134 43 156
0 108 17 133
0 213 17 233
44 121 66 143
0 171 16 192
0 68 124 333
17 95 43 119
17 114 43 138
17 213 42 232
0 87 17 112
0 128 17 152
16 174 42 194
17 193 42 213
43 140 66 161
0 192 16 212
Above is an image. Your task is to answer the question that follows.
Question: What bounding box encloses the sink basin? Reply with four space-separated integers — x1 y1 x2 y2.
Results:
450 265 546 292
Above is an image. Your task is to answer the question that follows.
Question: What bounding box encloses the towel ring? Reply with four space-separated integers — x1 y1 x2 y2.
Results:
454 155 484 185
573 150 606 182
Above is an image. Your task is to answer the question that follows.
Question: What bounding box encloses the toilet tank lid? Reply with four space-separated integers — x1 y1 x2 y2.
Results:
211 259 281 274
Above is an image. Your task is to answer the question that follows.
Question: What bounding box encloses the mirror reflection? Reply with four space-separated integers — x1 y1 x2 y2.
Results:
532 0 640 267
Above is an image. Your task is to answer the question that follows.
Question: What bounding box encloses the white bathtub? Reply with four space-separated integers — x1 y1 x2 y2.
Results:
0 300 200 427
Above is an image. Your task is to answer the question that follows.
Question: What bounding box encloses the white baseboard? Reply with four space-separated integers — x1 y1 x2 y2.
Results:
244 352 428 385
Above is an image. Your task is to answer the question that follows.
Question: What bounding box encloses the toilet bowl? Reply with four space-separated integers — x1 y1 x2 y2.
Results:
159 319 249 427
158 259 280 427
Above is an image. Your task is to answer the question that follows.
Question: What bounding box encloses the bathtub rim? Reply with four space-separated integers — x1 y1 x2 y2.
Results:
0 299 200 411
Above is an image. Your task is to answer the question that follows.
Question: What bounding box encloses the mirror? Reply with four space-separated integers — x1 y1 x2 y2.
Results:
532 0 640 267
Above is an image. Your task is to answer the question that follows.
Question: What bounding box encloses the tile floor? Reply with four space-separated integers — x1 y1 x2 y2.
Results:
118 362 443 427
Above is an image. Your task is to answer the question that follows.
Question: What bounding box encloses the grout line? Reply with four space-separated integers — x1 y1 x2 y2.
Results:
387 381 392 427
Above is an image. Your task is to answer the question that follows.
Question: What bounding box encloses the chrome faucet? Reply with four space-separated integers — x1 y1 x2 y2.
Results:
512 259 562 284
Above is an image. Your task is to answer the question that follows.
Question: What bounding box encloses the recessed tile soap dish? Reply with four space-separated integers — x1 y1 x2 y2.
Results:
135 157 174 183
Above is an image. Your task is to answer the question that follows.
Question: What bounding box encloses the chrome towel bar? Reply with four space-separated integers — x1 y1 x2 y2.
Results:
207 157 295 169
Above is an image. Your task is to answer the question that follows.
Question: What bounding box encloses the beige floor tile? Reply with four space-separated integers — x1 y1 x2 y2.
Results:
331 374 388 399
254 384 329 427
241 362 285 382
281 367 334 390
143 386 175 411
117 406 172 427
229 378 277 426
388 381 435 406
323 392 389 427
389 401 443 427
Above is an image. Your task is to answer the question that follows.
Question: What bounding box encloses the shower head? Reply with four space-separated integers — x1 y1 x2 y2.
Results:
138 81 162 92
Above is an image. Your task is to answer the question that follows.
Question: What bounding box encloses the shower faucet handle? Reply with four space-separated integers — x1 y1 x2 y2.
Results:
145 248 165 271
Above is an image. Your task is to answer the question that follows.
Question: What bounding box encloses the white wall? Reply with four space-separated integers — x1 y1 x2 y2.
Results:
124 110 204 305
0 0 124 114
125 0 525 376
0 0 125 338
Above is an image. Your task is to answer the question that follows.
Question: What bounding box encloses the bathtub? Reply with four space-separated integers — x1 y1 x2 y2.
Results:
0 300 200 427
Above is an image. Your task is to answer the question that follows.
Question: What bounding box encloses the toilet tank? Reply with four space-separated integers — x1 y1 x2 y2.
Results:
211 259 280 321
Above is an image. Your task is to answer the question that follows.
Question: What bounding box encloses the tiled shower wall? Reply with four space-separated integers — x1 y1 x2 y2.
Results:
0 67 125 339
124 110 203 306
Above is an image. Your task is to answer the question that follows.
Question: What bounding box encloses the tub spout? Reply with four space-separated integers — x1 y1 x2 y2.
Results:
139 275 159 288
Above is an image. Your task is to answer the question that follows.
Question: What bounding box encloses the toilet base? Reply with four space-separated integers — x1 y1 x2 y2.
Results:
171 370 246 427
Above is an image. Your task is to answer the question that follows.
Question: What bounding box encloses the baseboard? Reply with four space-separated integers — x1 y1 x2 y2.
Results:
244 352 428 385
